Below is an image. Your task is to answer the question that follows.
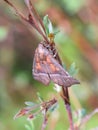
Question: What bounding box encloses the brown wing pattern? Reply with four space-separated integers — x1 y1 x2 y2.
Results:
33 43 79 87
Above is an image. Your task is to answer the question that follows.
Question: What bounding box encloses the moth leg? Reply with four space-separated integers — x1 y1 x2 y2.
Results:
42 41 50 48
53 51 57 58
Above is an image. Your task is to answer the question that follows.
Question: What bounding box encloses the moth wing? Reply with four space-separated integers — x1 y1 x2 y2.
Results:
33 43 80 87
32 44 50 85
46 54 80 87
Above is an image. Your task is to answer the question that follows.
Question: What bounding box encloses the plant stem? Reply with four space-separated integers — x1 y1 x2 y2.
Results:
55 47 74 130
66 104 74 130
41 110 47 130
62 87 74 130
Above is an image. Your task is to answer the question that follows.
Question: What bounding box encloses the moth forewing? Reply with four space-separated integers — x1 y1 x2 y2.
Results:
32 43 80 87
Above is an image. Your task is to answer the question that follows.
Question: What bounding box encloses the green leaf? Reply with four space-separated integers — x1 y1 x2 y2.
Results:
79 108 87 118
25 120 35 130
48 102 58 112
29 120 35 130
43 15 53 35
25 124 32 130
68 62 78 76
53 29 60 36
37 92 44 102
25 101 37 107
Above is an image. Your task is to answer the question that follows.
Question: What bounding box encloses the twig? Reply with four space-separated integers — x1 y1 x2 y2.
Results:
3 0 49 43
62 87 74 130
55 47 74 130
25 0 48 42
41 110 48 130
79 108 98 128
25 0 46 34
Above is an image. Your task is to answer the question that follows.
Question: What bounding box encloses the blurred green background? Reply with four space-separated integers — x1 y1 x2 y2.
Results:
0 0 98 130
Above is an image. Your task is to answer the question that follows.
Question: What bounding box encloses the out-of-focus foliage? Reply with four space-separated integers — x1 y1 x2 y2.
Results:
0 0 98 130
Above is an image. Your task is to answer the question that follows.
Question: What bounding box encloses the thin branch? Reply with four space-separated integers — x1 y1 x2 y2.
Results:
79 108 98 127
41 110 48 130
3 0 28 21
55 46 74 130
3 0 49 43
54 41 74 130
62 87 74 130
25 0 47 40
25 0 46 34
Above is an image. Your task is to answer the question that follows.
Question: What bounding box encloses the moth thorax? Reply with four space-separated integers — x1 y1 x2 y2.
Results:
48 33 55 44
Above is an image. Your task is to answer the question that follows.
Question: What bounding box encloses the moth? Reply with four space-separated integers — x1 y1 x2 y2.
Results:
33 41 80 87
3 0 80 88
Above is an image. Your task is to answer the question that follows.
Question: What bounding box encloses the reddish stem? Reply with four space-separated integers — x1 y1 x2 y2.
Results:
62 87 74 130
